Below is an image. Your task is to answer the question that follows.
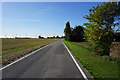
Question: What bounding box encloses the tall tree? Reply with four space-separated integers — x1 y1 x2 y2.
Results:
84 1 120 55
56 35 60 38
72 25 84 42
64 21 72 41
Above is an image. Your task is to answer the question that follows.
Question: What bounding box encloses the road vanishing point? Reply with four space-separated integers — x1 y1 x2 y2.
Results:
1 40 92 80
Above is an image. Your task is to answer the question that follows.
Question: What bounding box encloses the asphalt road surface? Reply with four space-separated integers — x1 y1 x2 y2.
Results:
2 40 91 79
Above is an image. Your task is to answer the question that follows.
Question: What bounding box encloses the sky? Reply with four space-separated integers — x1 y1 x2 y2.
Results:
1 2 109 38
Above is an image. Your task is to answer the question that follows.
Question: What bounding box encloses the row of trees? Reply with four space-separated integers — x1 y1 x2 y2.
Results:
64 22 84 42
38 35 64 39
47 36 64 39
64 1 120 56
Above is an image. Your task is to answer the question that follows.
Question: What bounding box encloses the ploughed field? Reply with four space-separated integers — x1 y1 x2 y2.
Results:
1 38 59 65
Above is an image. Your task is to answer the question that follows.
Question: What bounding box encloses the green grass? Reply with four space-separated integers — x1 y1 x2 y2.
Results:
63 40 119 79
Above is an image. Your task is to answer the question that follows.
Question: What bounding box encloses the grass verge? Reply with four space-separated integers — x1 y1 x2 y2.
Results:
63 40 119 79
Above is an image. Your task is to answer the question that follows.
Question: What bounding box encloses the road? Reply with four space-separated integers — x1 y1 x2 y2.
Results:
2 40 91 79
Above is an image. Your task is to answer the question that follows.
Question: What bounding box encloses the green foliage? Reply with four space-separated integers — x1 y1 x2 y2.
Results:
103 55 112 60
84 2 120 56
64 22 84 42
84 2 120 28
71 25 84 42
84 23 114 55
103 55 120 63
64 21 72 41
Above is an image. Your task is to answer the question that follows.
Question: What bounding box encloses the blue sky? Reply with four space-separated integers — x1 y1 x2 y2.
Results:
2 2 105 38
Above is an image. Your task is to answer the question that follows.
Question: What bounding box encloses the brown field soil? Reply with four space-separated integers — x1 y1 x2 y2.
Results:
2 39 55 51
1 38 59 65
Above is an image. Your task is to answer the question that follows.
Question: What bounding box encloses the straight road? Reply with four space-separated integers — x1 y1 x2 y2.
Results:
2 40 90 79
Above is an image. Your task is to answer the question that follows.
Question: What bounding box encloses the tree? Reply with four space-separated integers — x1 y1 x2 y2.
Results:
38 35 44 39
64 21 72 41
71 25 84 42
64 22 85 41
84 1 120 56
56 35 60 38
53 36 55 38
60 36 65 38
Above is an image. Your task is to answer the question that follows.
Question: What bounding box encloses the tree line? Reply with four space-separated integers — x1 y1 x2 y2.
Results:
64 1 120 56
38 35 64 39
64 22 84 42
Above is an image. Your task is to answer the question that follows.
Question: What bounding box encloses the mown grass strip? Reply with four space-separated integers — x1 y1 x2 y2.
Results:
63 40 119 79
2 41 53 54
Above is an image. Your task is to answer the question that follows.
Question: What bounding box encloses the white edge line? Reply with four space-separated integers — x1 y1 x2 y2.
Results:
62 41 88 80
0 43 52 71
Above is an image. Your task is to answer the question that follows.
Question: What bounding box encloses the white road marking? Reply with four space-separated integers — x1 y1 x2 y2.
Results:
0 43 52 71
62 41 88 80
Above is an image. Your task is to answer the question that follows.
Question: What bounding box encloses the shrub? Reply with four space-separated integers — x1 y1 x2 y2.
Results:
83 2 120 56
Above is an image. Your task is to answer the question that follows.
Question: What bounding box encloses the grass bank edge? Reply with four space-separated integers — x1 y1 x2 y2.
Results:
63 40 119 78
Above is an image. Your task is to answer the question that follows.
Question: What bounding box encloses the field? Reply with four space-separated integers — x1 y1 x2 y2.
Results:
1 38 59 65
63 40 119 79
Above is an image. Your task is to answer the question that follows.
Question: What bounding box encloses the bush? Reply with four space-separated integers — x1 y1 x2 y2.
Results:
103 55 120 63
83 2 120 56
84 23 114 55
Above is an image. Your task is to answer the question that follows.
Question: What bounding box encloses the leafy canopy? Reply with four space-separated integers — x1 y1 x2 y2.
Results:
84 1 120 55
64 21 72 41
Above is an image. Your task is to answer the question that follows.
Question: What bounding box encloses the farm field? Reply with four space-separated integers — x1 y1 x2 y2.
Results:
1 38 59 65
